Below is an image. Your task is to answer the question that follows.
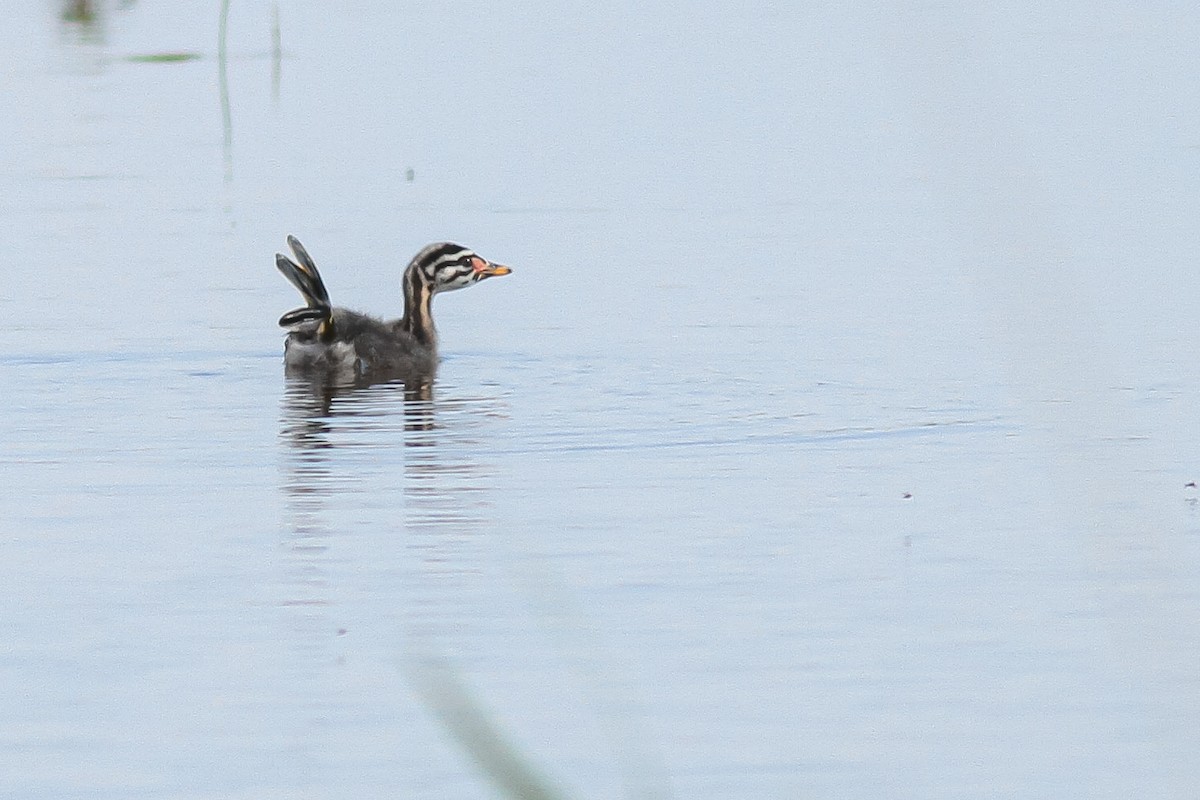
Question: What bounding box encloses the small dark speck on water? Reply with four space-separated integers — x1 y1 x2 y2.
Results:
1186 482 1196 489
903 492 913 499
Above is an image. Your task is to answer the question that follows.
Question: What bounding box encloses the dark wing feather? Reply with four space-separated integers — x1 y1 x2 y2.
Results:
286 235 331 307
278 307 330 328
276 236 335 340
275 254 324 308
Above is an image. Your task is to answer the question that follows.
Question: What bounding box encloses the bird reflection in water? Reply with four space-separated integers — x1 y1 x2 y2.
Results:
277 370 502 633
275 370 508 776
279 376 604 800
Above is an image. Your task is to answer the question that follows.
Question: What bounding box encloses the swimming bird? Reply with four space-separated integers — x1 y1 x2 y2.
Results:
275 235 511 381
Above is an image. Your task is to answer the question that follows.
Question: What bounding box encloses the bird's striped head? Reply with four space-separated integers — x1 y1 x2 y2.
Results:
409 242 512 294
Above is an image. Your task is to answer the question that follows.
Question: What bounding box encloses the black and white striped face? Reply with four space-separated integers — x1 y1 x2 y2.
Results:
411 242 512 293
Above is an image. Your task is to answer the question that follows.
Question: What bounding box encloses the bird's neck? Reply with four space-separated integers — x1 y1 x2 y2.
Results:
400 266 437 349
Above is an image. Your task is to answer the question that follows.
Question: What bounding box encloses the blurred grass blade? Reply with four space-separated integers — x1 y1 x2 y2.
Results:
409 656 572 800
218 0 232 183
126 52 202 63
271 1 282 98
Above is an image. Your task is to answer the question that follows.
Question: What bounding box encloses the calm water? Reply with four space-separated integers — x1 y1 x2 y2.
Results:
3 2 1200 798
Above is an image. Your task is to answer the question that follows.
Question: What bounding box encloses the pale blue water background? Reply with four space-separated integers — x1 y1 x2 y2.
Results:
3 2 1200 798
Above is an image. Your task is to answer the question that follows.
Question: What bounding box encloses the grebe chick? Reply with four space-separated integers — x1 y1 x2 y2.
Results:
275 235 511 380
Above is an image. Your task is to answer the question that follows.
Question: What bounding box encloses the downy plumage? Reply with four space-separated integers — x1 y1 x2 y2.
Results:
275 235 511 381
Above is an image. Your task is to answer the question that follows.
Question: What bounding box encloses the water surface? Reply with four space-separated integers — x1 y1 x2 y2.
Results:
2 2 1199 798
